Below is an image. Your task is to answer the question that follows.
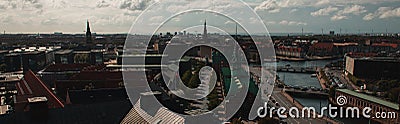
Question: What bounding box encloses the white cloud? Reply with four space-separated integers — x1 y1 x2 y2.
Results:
330 14 348 21
118 0 152 11
150 16 164 22
254 0 305 13
96 0 111 8
314 0 330 6
379 8 400 18
0 0 43 10
252 0 398 9
327 5 366 21
337 5 367 15
363 13 375 21
279 20 289 25
254 0 280 13
311 6 338 16
289 9 298 13
265 21 276 25
0 0 400 33
172 17 181 22
279 20 307 26
0 14 13 24
363 7 400 20
311 0 399 7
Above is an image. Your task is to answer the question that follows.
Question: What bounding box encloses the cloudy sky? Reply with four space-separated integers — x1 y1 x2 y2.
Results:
0 0 399 34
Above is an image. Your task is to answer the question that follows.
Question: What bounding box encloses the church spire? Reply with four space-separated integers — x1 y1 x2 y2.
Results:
203 19 207 38
86 20 92 42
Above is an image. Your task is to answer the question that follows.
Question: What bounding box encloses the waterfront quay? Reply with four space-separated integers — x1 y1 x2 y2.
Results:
277 66 317 74
271 86 339 124
250 65 338 124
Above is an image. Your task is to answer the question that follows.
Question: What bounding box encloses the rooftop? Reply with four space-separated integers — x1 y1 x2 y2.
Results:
27 97 48 103
336 89 399 110
351 56 400 62
15 70 64 111
55 49 73 55
118 54 167 57
0 100 132 123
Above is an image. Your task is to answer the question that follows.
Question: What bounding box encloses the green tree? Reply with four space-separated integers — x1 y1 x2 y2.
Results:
207 89 221 110
181 70 192 86
74 54 89 63
188 72 200 88
0 64 6 72
388 87 400 102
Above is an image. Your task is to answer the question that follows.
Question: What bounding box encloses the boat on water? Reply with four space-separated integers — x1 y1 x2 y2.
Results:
310 74 317 77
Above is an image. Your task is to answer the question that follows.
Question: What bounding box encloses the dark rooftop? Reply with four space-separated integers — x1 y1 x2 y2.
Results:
55 50 73 55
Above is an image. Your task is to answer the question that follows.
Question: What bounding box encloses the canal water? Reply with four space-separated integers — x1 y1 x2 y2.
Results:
276 60 336 115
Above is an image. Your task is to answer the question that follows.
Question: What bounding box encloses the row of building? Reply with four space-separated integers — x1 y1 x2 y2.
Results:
275 40 400 59
0 48 108 73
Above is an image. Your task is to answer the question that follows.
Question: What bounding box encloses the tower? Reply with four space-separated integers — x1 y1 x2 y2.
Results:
203 19 207 38
200 19 211 59
86 20 92 43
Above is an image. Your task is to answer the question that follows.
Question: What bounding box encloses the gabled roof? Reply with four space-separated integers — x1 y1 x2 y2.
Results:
121 100 185 124
15 70 64 111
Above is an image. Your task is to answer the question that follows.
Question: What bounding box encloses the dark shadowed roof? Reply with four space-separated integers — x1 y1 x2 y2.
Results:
70 71 122 80
120 100 185 124
43 63 90 72
15 70 64 111
0 100 132 124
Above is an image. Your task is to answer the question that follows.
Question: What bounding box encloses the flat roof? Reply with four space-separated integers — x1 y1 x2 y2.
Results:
0 50 9 54
106 65 166 68
22 51 44 55
118 54 166 57
27 97 48 103
73 51 91 54
337 89 399 110
55 50 73 54
140 91 161 96
348 56 400 62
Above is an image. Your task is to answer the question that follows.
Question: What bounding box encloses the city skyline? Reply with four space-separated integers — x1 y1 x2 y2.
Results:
0 0 399 34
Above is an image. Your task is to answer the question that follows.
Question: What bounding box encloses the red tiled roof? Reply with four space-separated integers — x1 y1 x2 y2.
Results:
310 42 334 51
277 46 303 52
333 42 358 46
44 63 90 72
81 64 106 71
371 43 398 48
15 70 64 111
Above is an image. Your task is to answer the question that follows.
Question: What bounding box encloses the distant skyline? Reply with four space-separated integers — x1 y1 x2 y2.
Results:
0 0 400 34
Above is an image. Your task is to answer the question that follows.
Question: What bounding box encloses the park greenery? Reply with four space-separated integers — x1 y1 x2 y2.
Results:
180 60 222 110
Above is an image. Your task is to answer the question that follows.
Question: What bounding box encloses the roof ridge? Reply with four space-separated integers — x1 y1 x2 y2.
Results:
27 70 65 108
